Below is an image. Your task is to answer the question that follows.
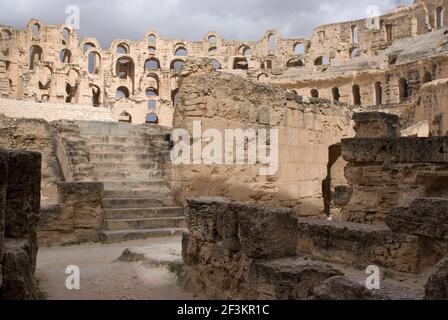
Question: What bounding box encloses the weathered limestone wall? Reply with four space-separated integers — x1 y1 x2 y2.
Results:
170 60 353 217
0 149 41 300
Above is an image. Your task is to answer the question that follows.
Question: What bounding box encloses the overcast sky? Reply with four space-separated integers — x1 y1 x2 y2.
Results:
0 0 413 47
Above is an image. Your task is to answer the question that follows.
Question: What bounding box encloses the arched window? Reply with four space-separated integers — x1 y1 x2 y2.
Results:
352 84 361 105
145 58 160 70
385 24 392 42
436 7 444 28
258 73 269 82
268 34 276 50
116 57 134 79
148 34 156 42
243 47 252 56
172 89 179 108
310 89 319 98
208 35 217 45
59 49 71 63
29 45 43 70
375 81 382 105
352 25 359 45
145 113 158 124
314 56 329 66
399 78 408 101
286 58 304 68
209 47 217 54
350 48 359 59
31 23 40 38
148 46 156 54
233 57 248 70
117 44 129 54
261 60 272 69
423 71 432 84
211 59 222 70
62 28 70 44
148 100 157 110
83 43 95 55
146 87 158 97
171 59 185 70
332 87 340 101
88 51 101 74
294 43 305 54
91 85 101 107
119 111 132 123
116 87 130 99
175 47 188 56
1 29 12 40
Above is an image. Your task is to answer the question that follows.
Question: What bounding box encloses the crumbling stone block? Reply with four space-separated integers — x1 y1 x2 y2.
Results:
5 150 41 238
353 112 399 138
386 198 448 240
425 259 448 300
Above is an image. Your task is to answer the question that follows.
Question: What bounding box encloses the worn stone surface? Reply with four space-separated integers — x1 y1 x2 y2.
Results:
313 276 424 300
353 112 399 138
425 258 448 300
4 150 41 238
386 198 448 240
0 149 7 288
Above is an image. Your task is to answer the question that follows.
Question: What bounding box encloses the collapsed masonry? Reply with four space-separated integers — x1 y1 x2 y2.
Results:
180 112 448 300
0 149 41 300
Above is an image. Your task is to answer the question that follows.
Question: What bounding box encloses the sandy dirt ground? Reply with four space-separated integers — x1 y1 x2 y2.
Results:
35 236 203 300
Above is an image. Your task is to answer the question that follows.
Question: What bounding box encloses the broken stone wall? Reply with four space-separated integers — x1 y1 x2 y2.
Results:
171 60 354 217
0 149 41 300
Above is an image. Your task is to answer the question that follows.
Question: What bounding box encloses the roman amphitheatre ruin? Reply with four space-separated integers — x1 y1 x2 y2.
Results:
0 0 448 300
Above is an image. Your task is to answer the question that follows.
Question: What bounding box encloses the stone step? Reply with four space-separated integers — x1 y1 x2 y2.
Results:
103 207 184 219
85 136 137 144
87 143 150 153
89 152 157 161
104 216 186 231
102 197 174 209
90 161 161 171
100 228 186 243
296 218 425 274
92 169 165 180
103 188 172 199
102 180 170 190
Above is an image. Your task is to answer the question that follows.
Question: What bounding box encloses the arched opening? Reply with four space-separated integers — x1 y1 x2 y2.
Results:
351 25 359 45
294 43 305 54
38 66 52 90
145 58 160 70
59 49 72 63
436 7 444 28
148 99 157 110
233 57 248 70
117 43 129 55
119 111 132 123
352 84 361 105
116 57 134 80
146 74 159 91
88 51 101 74
322 144 343 216
83 43 95 55
399 78 409 101
171 59 185 70
257 73 269 82
172 89 179 108
268 34 276 50
350 47 359 59
62 28 70 44
65 83 77 103
286 58 304 68
145 113 158 124
310 89 319 98
116 87 130 99
385 24 392 42
174 47 188 56
31 23 40 38
65 69 79 103
29 45 43 70
375 81 382 105
211 59 222 70
209 47 217 54
239 45 252 56
146 87 158 97
208 35 217 45
261 60 272 69
91 85 101 107
332 87 340 101
423 71 432 84
148 34 156 42
148 46 156 54
1 29 12 40
314 56 329 66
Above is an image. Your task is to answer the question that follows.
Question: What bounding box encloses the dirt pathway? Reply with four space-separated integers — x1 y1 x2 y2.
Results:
35 236 201 300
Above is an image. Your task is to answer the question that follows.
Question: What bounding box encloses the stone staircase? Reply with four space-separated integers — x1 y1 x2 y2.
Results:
77 121 186 243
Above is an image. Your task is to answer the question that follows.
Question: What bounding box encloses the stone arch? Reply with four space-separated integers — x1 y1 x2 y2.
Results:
148 46 156 54
29 45 43 70
208 35 217 46
62 27 70 44
116 56 135 80
144 57 160 70
117 43 129 54
375 81 382 105
332 87 340 101
171 59 186 70
350 47 359 59
145 113 159 124
88 51 101 74
83 42 96 54
286 58 304 68
257 73 269 82
310 89 319 98
91 85 101 107
211 59 222 70
294 43 305 54
60 49 72 63
233 57 248 70
322 143 343 216
314 56 329 66
116 86 130 99
147 34 157 43
261 60 272 69
209 47 217 54
268 33 276 50
119 111 132 123
238 45 252 56
146 87 158 97
352 84 361 105
146 73 159 90
174 46 188 56
172 88 179 108
436 6 444 28
38 66 52 89
1 29 12 40
351 25 359 45
31 23 40 38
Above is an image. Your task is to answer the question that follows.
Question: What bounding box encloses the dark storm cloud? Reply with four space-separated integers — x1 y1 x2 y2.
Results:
0 0 414 47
